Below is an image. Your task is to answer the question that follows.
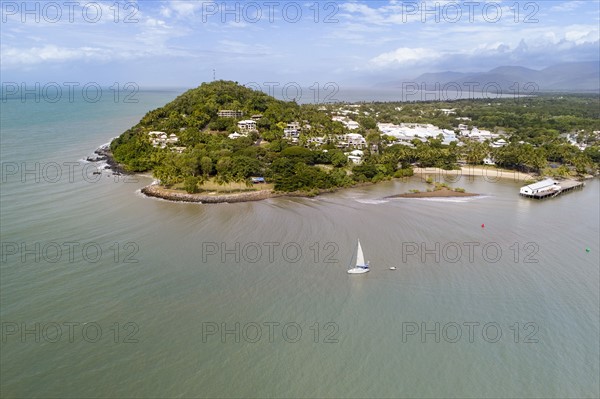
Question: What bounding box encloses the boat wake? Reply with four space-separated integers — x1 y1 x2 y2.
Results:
354 198 389 205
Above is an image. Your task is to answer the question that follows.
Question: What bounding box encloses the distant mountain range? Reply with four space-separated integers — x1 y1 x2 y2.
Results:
383 62 599 93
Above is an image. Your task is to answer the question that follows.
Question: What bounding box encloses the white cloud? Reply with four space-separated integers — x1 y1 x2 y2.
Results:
216 40 271 57
368 47 441 69
159 1 202 18
564 26 600 45
1 45 109 66
145 17 168 28
550 1 586 12
338 2 419 25
226 20 251 28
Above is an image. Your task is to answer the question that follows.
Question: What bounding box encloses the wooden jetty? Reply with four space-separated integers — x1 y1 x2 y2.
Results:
519 178 584 200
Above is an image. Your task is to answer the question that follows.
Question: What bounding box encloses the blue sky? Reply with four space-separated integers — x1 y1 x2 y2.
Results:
1 0 599 88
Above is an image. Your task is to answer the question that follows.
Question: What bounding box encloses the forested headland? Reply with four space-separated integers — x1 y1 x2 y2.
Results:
110 80 600 195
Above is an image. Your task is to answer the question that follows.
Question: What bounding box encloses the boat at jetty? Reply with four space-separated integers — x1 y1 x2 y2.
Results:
519 178 584 199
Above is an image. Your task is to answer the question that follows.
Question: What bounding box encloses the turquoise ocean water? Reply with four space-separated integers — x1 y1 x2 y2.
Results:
1 91 599 398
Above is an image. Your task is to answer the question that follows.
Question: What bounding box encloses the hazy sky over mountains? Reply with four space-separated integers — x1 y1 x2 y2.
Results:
1 1 598 87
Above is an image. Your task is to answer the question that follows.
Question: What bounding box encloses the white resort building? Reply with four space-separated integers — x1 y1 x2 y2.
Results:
307 136 325 146
332 116 360 130
377 123 457 144
237 120 257 132
148 131 179 148
283 122 302 143
439 108 456 115
228 132 248 139
491 139 508 148
218 110 244 118
346 149 364 164
338 133 366 149
459 127 499 142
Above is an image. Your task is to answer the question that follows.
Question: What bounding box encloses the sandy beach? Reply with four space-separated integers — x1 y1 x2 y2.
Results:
387 187 479 198
413 166 536 183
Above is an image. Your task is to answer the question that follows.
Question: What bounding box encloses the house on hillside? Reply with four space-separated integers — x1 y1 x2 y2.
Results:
283 121 302 143
307 136 325 146
439 108 456 115
287 122 301 131
346 121 360 130
340 133 366 149
228 132 247 139
218 110 244 118
167 133 178 143
332 116 360 130
237 120 257 132
149 131 179 148
491 138 508 148
346 149 364 164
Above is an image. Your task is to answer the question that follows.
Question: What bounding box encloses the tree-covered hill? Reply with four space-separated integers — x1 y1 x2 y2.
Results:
110 80 302 170
109 81 358 192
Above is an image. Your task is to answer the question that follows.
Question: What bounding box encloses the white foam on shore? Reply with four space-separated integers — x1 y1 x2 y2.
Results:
78 137 120 169
78 155 110 168
355 198 389 205
80 139 114 162
135 188 174 202
413 195 490 203
77 157 108 168
97 138 117 150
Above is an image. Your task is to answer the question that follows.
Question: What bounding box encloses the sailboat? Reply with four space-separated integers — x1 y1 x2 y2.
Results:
347 239 370 274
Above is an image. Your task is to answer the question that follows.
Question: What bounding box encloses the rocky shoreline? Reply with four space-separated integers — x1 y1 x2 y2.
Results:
87 143 129 175
88 141 346 204
141 184 282 203
89 141 483 203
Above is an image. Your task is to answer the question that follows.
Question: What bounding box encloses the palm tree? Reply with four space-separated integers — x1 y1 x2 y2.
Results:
214 172 230 193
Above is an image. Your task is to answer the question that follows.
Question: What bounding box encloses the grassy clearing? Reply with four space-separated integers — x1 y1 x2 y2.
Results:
171 178 274 194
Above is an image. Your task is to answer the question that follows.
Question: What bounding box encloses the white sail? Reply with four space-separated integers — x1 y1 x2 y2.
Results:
356 239 366 266
348 239 369 274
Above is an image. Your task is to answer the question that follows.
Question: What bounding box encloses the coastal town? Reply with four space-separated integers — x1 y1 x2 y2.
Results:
145 105 513 165
108 81 599 202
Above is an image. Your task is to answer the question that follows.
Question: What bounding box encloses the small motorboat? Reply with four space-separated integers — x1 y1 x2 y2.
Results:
389 266 397 270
